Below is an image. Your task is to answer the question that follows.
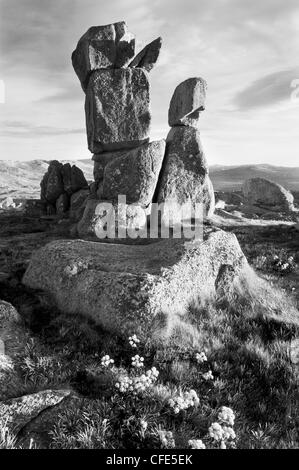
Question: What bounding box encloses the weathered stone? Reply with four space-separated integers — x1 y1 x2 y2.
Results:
169 77 207 127
0 300 26 369
243 178 295 212
72 21 135 92
70 165 88 193
102 140 166 206
93 151 127 183
157 127 214 217
77 199 147 239
0 390 71 434
129 37 162 72
22 230 247 341
69 189 90 221
40 161 64 204
56 193 69 215
60 163 88 197
61 163 72 195
85 68 151 153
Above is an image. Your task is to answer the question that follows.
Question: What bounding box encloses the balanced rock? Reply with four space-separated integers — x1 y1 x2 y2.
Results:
85 68 151 153
129 37 162 72
22 230 247 341
102 140 166 206
243 178 295 212
157 127 214 217
169 77 207 127
72 21 135 92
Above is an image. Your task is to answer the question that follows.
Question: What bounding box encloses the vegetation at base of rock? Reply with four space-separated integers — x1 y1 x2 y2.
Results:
1 249 298 448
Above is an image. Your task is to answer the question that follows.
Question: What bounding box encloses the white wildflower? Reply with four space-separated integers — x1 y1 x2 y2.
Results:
101 354 114 368
188 439 206 449
209 422 224 441
222 426 236 440
195 352 208 364
218 406 235 427
131 355 144 368
202 370 214 381
129 334 140 348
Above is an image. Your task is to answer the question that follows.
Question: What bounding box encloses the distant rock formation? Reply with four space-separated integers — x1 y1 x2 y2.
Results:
243 177 295 213
40 161 89 216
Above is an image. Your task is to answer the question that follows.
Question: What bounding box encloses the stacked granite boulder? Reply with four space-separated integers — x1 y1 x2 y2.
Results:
72 21 214 239
156 78 215 219
40 161 89 218
72 21 166 237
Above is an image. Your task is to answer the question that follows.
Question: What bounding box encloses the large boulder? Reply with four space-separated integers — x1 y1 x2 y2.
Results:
129 37 162 72
22 230 247 342
157 127 214 217
72 21 135 92
168 77 207 127
102 140 166 206
243 178 295 212
85 68 151 153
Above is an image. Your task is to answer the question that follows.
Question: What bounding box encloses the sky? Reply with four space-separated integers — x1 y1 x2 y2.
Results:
0 0 299 166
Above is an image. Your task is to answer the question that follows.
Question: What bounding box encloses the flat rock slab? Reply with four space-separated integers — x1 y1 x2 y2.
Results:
0 389 71 434
85 68 151 153
129 37 162 72
23 230 246 342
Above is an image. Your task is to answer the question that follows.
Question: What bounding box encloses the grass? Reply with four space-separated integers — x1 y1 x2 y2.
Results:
0 215 299 449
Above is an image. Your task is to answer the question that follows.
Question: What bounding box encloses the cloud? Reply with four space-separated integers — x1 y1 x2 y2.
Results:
0 120 85 137
234 68 299 111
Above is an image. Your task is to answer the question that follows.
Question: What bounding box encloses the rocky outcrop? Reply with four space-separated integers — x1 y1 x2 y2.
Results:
22 229 246 341
85 68 151 153
243 178 295 212
72 21 135 92
70 22 215 236
40 161 88 217
168 77 207 127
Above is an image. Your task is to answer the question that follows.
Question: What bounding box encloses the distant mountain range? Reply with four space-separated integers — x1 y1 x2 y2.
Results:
0 160 298 200
209 164 299 191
